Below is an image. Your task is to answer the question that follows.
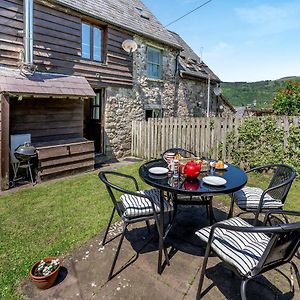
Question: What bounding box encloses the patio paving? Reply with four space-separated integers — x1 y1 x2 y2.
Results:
21 202 299 300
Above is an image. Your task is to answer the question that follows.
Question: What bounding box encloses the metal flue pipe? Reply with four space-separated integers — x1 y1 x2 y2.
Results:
206 75 211 117
23 0 33 65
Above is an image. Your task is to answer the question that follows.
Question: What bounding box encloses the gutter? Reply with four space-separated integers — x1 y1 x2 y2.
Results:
179 70 220 83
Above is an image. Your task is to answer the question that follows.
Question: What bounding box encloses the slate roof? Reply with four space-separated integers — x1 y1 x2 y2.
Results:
169 31 220 82
0 67 95 97
220 94 236 113
52 0 181 49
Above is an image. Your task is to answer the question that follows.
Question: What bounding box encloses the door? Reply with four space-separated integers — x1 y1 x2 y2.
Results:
84 89 105 153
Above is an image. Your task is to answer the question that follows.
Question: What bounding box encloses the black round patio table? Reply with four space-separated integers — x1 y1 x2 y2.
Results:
139 159 247 196
139 159 248 274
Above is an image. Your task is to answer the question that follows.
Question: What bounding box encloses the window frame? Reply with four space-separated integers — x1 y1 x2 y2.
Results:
91 92 102 121
147 46 162 79
81 22 104 62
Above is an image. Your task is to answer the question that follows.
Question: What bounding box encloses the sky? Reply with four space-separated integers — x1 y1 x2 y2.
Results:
142 0 300 82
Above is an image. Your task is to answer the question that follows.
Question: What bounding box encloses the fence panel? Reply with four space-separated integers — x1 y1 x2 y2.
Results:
131 116 295 160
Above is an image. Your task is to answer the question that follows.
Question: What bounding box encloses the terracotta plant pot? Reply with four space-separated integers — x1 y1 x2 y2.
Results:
29 257 61 289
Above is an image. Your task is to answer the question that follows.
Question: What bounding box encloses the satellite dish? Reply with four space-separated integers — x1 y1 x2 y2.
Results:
122 39 138 53
213 85 222 96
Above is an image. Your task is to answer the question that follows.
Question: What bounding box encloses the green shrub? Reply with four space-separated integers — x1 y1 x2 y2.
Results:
225 117 299 174
273 81 300 115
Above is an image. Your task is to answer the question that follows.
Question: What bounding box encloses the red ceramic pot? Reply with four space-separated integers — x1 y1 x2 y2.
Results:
181 160 201 178
29 257 61 290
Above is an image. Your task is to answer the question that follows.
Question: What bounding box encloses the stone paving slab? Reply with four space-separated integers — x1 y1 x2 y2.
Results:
22 205 299 300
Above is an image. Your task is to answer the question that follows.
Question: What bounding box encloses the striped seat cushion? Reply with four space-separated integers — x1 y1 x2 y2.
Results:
120 189 171 218
232 186 283 209
195 217 270 277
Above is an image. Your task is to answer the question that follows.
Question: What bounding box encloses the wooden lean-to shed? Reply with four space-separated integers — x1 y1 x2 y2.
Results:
0 68 96 189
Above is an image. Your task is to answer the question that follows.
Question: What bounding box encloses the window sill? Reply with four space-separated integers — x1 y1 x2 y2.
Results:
146 77 164 83
81 57 106 65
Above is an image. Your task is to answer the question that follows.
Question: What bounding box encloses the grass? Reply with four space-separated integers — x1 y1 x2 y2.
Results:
0 162 299 299
0 162 147 300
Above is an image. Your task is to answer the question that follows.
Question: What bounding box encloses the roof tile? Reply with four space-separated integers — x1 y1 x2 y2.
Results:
53 0 181 49
0 67 95 97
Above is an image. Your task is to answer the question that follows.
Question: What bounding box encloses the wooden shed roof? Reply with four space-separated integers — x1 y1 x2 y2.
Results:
169 31 220 82
52 0 181 49
0 68 95 97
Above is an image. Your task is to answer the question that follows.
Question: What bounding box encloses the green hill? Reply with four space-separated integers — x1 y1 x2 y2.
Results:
221 77 300 108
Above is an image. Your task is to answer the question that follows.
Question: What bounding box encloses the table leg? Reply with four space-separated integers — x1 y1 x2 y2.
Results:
208 196 217 225
158 190 165 274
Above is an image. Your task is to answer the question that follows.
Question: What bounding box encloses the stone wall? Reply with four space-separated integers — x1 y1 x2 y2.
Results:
105 36 179 157
104 35 232 158
176 78 220 117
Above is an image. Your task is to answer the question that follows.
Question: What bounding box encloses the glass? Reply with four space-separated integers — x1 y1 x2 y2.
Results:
147 47 161 79
82 23 91 59
93 107 100 120
93 27 102 62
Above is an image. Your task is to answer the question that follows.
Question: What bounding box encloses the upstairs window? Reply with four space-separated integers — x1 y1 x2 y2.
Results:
147 46 162 79
81 23 103 62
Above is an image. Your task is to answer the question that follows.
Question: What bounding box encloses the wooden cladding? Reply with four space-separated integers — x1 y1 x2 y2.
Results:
36 140 95 181
0 0 133 87
10 97 84 143
0 95 10 190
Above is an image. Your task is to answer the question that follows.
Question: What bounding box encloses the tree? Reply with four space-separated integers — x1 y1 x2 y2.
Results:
272 81 300 115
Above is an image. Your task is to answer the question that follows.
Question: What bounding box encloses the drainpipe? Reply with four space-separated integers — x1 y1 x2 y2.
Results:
23 0 33 66
206 74 211 117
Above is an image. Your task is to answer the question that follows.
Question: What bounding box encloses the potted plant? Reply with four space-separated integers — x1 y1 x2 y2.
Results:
29 257 61 289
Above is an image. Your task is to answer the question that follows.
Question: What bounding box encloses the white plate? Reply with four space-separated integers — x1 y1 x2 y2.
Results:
203 176 227 186
149 167 168 175
149 174 167 180
210 161 228 170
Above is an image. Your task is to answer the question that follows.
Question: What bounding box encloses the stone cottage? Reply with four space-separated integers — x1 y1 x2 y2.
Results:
104 28 234 158
0 0 234 188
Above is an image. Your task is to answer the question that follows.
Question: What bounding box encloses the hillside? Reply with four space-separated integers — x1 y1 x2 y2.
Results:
221 77 300 108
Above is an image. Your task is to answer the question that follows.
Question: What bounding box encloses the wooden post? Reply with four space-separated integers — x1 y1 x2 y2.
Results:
0 94 9 190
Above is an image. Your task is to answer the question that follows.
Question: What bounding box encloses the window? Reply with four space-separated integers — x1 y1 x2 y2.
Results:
147 46 162 79
81 23 103 62
145 109 163 120
91 93 101 120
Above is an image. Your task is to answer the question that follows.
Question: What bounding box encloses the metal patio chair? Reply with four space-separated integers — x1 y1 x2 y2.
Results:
228 164 296 225
98 171 172 280
195 210 300 300
161 147 196 160
162 148 215 224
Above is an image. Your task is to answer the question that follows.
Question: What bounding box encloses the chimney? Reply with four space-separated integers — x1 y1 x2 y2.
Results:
23 0 33 65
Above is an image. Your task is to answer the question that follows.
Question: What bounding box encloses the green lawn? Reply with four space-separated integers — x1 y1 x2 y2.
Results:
0 162 147 300
0 162 299 299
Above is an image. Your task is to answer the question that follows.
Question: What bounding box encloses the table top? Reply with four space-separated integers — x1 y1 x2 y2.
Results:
139 159 248 196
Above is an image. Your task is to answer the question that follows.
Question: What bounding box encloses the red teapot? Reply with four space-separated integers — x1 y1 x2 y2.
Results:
180 160 201 178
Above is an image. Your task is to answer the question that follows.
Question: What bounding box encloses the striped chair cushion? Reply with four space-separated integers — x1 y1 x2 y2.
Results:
120 189 171 218
195 217 270 277
232 186 283 209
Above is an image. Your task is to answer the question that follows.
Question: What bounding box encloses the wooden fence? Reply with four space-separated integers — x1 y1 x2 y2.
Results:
131 116 299 160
